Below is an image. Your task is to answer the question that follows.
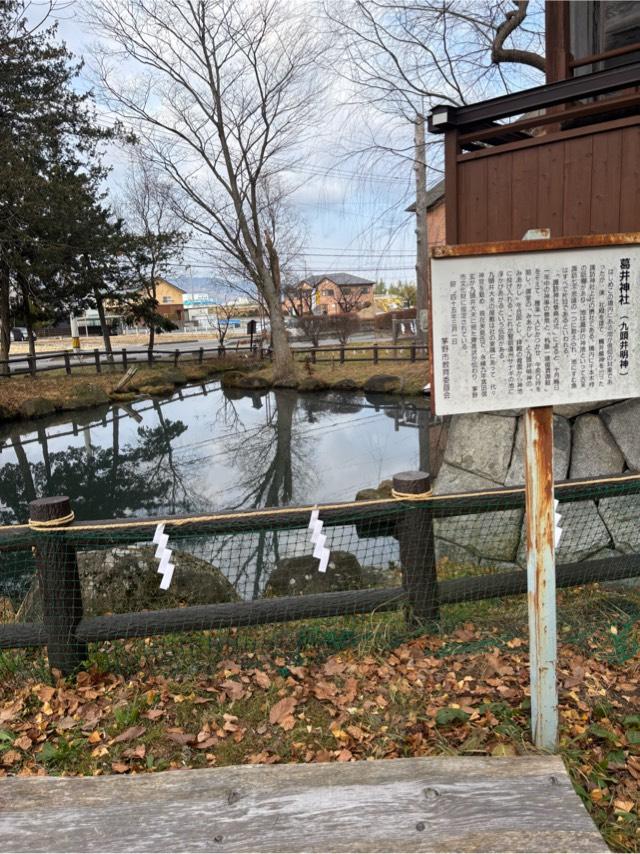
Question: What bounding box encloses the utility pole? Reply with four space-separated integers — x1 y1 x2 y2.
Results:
414 113 429 352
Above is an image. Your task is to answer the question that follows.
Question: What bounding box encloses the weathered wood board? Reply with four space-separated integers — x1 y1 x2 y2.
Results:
0 756 608 853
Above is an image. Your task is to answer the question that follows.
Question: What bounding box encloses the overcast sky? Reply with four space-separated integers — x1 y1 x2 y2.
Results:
36 0 420 287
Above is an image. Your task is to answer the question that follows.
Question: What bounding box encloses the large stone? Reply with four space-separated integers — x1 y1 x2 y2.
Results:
18 546 239 622
445 413 516 483
433 463 523 563
297 376 330 392
331 378 359 391
516 500 611 566
17 397 56 419
266 551 364 596
598 494 640 553
600 399 640 470
362 374 404 394
137 383 175 397
505 415 571 486
221 371 271 390
554 401 614 418
569 414 625 479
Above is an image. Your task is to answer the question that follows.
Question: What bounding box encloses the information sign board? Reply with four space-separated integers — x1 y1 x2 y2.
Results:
431 241 639 415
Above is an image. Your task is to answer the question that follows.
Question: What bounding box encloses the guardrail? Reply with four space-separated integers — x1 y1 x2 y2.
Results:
0 341 428 378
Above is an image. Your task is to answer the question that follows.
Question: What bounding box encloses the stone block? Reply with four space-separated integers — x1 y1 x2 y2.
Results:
569 414 624 479
433 463 522 563
600 399 640 470
516 500 611 566
598 494 640 553
505 414 571 486
444 413 516 483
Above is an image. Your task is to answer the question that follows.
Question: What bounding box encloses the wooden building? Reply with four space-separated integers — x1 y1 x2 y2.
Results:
429 0 640 245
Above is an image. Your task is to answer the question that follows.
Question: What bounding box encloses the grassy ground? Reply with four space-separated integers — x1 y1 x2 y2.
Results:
0 357 252 422
0 354 428 424
0 586 638 850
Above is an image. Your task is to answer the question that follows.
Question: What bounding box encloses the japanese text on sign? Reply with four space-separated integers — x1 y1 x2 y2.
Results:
431 245 639 415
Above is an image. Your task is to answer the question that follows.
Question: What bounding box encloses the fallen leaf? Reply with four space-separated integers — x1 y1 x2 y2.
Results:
2 750 21 767
87 731 102 744
13 735 32 751
165 732 196 745
253 671 271 690
269 697 297 727
111 762 129 774
112 726 146 744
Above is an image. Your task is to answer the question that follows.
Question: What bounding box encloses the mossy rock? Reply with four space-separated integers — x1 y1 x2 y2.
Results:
109 391 137 403
17 397 56 419
152 367 187 385
266 550 363 596
61 385 111 411
297 376 330 392
18 546 239 621
331 378 360 391
221 371 271 389
272 377 299 389
137 383 176 397
0 404 14 422
363 374 404 394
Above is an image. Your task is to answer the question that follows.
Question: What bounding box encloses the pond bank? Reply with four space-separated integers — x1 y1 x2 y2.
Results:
0 358 429 425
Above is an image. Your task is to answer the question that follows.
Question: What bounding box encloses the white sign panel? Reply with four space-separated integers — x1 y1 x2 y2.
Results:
431 244 639 415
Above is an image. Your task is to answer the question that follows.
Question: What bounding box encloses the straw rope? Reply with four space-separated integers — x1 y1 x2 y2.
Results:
4 471 640 533
28 511 75 530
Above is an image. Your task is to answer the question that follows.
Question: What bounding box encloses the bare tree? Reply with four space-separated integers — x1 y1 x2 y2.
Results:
282 282 315 317
332 313 360 346
89 0 322 384
298 314 328 348
118 155 186 355
334 285 371 314
213 293 238 352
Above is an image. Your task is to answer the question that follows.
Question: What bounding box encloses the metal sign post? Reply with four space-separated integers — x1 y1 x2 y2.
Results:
429 231 640 753
524 405 557 750
522 230 557 751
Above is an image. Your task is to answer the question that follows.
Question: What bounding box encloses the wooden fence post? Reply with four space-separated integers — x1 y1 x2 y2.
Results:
29 496 87 675
373 344 379 364
393 470 438 624
173 349 180 368
198 347 204 364
27 355 36 377
411 343 417 363
340 346 345 364
311 349 317 364
63 351 71 376
93 349 101 374
121 349 128 372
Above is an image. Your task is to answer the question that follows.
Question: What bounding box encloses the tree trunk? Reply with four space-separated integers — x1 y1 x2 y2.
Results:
261 273 294 381
0 265 11 377
94 287 113 362
21 286 37 362
148 324 155 356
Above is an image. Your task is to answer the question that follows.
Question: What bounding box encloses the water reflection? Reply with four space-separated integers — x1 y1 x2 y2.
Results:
0 382 435 524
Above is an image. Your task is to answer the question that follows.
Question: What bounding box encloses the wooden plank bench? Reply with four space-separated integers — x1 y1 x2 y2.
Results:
0 756 607 852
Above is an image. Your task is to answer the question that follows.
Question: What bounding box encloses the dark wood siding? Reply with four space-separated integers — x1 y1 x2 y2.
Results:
452 118 640 243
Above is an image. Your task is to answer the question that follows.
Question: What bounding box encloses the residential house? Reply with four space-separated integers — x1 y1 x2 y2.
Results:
405 178 447 248
283 273 375 316
154 278 186 325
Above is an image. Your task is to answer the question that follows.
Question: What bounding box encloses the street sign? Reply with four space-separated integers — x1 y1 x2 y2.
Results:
430 238 639 416
247 319 257 335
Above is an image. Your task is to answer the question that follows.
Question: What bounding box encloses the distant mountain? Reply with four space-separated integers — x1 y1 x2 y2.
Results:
172 275 257 301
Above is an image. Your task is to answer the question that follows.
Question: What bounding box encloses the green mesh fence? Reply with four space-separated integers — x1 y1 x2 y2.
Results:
1 473 640 680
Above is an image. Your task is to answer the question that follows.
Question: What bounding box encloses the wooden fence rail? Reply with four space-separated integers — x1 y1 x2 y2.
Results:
0 342 428 378
1 470 640 671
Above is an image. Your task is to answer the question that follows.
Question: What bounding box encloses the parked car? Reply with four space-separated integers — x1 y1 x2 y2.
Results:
9 327 36 342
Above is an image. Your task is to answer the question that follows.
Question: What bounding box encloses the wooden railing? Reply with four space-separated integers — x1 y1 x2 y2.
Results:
1 342 428 378
428 61 640 244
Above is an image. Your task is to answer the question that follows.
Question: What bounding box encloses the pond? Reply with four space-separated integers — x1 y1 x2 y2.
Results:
0 381 435 524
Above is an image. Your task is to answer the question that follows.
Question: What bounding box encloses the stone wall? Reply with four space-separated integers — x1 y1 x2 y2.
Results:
433 398 640 569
